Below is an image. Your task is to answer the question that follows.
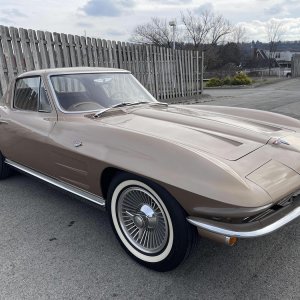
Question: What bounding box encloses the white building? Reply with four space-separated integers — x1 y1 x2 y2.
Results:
256 49 300 68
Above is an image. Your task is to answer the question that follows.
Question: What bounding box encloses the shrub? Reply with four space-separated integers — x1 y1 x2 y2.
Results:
231 72 252 85
206 73 252 87
206 77 223 87
223 76 231 85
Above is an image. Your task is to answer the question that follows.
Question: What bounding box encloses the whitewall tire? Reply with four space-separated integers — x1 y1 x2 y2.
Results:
107 172 196 272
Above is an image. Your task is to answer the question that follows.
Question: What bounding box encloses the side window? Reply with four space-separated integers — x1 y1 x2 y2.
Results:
14 77 40 111
14 77 52 113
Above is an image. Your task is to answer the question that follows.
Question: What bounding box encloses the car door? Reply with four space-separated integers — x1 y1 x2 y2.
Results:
1 76 57 174
46 75 96 191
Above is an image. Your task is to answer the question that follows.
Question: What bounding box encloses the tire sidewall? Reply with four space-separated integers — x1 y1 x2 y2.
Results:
107 172 194 271
110 179 174 263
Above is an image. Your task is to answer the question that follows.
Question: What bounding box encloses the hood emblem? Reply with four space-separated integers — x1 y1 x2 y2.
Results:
272 137 290 146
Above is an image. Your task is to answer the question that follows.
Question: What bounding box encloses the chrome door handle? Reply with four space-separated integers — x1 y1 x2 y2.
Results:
0 120 8 125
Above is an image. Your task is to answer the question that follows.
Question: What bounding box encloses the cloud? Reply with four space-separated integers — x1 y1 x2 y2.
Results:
81 0 135 17
195 2 214 14
264 0 300 17
238 17 300 42
149 0 192 3
1 8 27 18
264 4 282 15
0 16 13 24
82 0 120 17
0 8 27 25
0 0 300 43
76 22 94 28
106 29 127 36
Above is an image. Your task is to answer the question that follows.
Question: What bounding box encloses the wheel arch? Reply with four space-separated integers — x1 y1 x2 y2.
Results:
100 166 122 200
100 166 190 214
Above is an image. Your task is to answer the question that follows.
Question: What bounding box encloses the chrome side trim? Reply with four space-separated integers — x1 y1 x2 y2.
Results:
5 159 106 209
187 206 300 238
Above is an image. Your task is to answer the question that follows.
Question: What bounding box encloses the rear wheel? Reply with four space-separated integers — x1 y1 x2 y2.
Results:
0 151 11 179
107 172 196 272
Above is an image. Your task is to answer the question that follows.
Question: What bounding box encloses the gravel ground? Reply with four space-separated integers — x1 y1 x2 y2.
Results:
0 78 299 300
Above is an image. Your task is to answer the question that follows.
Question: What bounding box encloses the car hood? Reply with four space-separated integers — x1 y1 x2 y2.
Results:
98 105 294 161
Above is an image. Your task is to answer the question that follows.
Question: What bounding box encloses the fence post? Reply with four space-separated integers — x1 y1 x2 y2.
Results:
0 26 15 80
11 27 26 73
45 32 56 68
0 31 8 94
200 51 204 94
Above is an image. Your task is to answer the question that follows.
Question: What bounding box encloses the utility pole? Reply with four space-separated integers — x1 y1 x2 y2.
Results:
169 20 176 92
169 20 176 50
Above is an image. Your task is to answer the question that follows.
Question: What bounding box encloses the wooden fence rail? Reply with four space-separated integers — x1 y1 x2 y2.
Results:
0 25 203 99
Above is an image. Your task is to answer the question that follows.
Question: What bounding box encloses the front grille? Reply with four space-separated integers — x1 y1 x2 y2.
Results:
246 209 274 222
278 194 294 206
243 193 298 223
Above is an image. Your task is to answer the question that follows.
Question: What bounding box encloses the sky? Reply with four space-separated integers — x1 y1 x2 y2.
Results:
0 0 300 43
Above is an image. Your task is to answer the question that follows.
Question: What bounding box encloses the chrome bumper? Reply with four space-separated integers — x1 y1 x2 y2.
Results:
187 203 300 238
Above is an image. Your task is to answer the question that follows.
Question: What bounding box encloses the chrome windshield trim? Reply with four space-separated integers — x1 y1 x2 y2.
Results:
187 205 300 238
5 159 106 209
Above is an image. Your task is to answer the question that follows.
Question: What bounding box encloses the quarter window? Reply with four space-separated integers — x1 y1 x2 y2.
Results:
14 77 51 112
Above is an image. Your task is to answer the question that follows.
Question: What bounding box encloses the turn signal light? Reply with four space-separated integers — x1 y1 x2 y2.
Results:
226 236 238 246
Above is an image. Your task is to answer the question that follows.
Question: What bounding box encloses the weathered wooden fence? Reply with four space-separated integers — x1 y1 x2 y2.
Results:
292 54 300 77
0 25 203 99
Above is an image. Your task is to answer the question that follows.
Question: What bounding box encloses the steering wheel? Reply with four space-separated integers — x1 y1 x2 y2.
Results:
68 102 103 111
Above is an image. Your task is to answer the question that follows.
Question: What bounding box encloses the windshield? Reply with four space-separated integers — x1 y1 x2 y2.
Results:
50 73 156 112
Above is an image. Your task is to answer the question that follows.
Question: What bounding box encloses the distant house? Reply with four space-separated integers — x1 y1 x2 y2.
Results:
255 49 300 68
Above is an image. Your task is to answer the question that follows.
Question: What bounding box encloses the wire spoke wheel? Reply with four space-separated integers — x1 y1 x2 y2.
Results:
109 175 196 271
117 187 169 254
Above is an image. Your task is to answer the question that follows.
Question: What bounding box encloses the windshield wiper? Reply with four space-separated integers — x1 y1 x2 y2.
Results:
94 101 152 118
149 102 168 107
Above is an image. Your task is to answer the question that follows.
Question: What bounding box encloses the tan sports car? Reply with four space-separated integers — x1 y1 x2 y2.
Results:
0 67 299 271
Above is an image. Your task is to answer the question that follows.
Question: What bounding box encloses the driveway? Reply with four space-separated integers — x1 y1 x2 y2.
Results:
0 79 299 299
204 78 300 119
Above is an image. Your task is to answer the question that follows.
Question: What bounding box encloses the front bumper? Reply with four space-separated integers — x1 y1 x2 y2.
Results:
187 199 300 238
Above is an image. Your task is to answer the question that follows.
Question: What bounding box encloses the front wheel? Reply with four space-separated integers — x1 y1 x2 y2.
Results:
107 173 196 272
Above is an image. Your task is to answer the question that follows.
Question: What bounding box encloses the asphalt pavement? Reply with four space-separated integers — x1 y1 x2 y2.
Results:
0 78 299 299
204 78 300 119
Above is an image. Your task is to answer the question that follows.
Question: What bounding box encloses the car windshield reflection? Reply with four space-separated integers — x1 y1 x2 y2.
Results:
50 73 156 112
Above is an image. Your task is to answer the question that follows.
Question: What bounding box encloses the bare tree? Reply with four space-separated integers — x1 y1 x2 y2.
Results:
130 10 235 72
265 20 284 74
231 25 247 44
131 18 174 47
181 10 212 48
181 10 232 47
180 9 232 69
209 14 232 44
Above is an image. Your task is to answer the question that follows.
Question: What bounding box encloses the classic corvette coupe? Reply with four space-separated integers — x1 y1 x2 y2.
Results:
0 67 299 271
